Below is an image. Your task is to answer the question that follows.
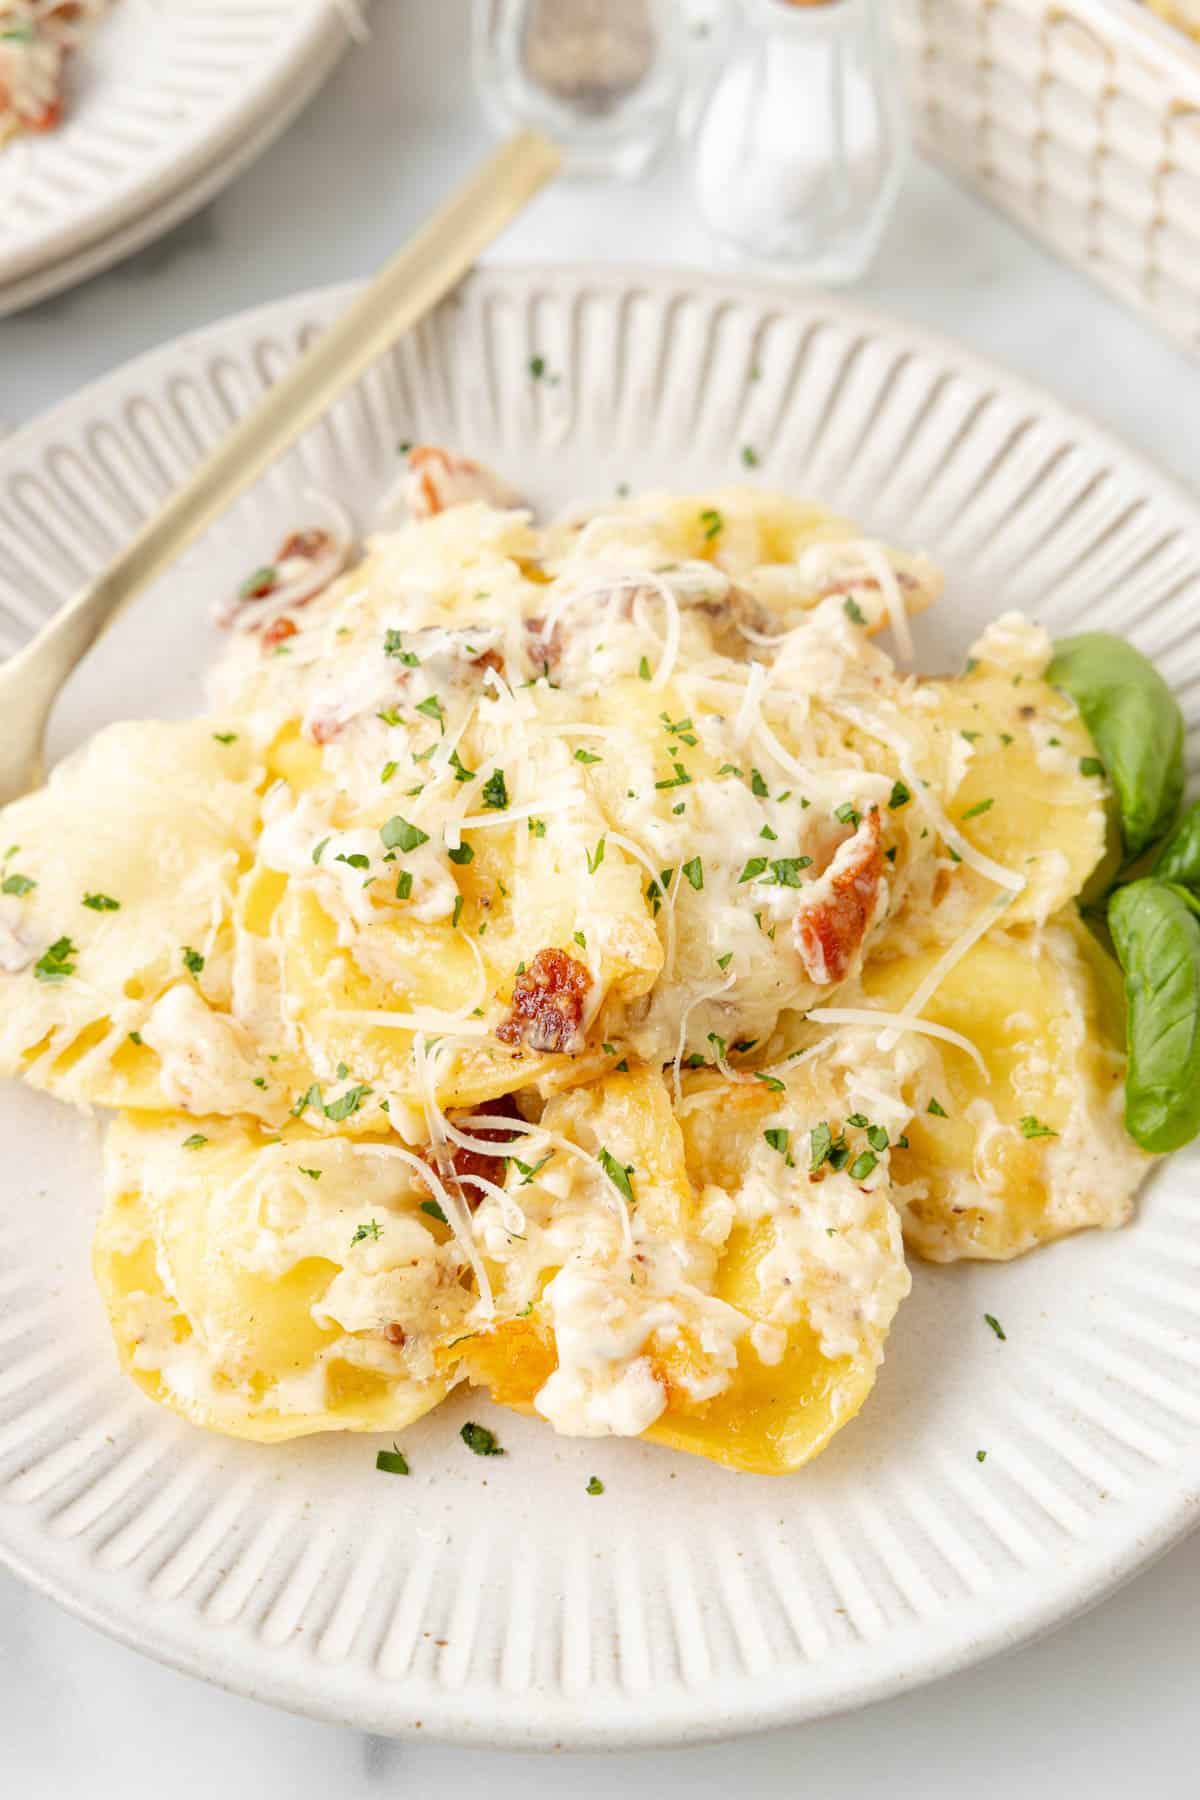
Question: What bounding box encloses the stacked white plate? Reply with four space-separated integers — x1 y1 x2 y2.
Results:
0 0 364 318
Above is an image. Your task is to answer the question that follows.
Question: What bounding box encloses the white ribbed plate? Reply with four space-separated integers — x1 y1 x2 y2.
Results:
1 269 1198 1748
0 1 357 295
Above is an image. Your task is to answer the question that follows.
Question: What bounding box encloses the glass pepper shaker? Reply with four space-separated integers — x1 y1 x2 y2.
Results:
691 0 909 284
472 0 689 180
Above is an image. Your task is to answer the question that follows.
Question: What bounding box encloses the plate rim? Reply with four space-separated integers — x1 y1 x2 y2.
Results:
0 1 355 292
0 20 356 320
1 263 1198 1748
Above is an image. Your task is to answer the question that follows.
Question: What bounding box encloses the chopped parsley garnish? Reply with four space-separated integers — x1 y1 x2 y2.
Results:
1019 1115 1057 1139
325 1084 373 1122
351 1219 383 1244
960 797 994 820
1080 756 1105 777
699 507 723 541
528 817 546 838
586 837 606 874
849 1150 877 1182
846 1112 868 1127
335 852 370 870
866 1124 889 1152
377 707 404 726
927 1096 948 1117
395 870 413 900
834 802 861 828
888 780 910 810
529 355 546 380
510 1152 554 1185
415 694 445 732
715 951 733 971
984 1313 1006 1341
384 630 420 665
573 930 587 949
586 1475 605 1495
741 445 759 468
810 1123 833 1171
1 873 35 896
451 894 465 929
597 1147 636 1206
212 731 238 744
299 1167 322 1181
181 946 204 976
738 856 768 883
181 1134 208 1150
843 596 866 626
976 1449 987 1463
376 1445 410 1475
960 729 981 744
481 768 509 810
654 761 692 790
763 1128 793 1165
638 656 651 681
765 857 812 886
291 1083 322 1117
750 768 769 798
574 747 603 765
312 837 331 864
128 1031 143 1046
381 815 429 853
753 1071 785 1093
239 565 276 599
760 824 778 841
420 1199 448 1224
448 842 474 865
461 1421 504 1456
682 856 704 891
448 748 476 783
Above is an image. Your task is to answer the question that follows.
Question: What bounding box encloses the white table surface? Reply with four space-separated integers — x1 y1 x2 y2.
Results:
3 3 1200 1792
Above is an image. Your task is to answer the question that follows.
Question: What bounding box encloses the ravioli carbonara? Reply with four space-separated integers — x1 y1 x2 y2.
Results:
0 450 1157 1473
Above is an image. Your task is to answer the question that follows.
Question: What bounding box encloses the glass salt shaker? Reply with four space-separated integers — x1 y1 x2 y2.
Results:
472 0 689 180
691 0 909 283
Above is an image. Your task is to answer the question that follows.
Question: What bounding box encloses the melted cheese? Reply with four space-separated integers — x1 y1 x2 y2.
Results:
0 476 1159 1469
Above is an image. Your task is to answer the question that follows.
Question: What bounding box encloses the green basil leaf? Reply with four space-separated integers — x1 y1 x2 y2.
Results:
1048 633 1183 860
1152 799 1200 894
1108 879 1200 1152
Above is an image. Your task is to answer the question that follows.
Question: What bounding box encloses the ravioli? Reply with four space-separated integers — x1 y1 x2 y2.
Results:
451 1065 910 1474
94 1112 469 1440
860 918 1147 1260
0 721 269 1112
0 474 1161 1472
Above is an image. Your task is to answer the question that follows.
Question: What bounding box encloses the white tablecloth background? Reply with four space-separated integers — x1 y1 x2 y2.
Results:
3 4 1199 1791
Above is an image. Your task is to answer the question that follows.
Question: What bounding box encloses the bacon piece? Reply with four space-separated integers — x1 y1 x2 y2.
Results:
496 948 591 1055
382 1323 407 1347
218 525 347 631
405 447 524 520
524 615 563 675
792 810 886 987
681 582 776 655
261 616 297 650
422 1094 522 1209
278 528 332 562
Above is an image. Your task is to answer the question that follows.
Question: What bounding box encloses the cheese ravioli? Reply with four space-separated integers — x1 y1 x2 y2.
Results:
0 466 1161 1473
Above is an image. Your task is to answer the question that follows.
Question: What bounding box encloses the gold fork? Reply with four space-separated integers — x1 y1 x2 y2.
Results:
0 129 560 807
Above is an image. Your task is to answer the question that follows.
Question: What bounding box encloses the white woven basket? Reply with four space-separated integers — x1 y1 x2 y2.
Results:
895 0 1200 355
